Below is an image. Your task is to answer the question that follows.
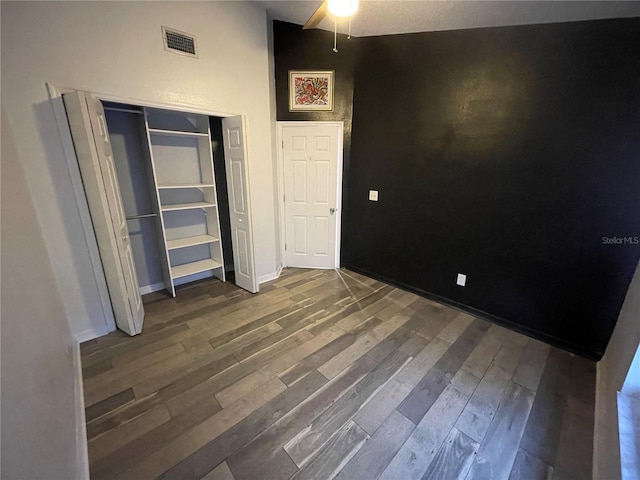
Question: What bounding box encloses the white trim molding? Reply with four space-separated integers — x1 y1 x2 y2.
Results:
72 341 90 479
259 265 284 285
75 327 110 344
139 282 167 296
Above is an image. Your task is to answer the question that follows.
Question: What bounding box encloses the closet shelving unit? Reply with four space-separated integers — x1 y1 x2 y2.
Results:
144 107 225 297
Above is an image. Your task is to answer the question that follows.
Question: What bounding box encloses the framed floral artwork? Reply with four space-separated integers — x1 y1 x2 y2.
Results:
288 70 334 111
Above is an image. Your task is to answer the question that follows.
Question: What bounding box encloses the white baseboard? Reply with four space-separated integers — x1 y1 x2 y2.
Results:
72 341 90 479
259 266 283 285
139 282 166 295
74 326 110 344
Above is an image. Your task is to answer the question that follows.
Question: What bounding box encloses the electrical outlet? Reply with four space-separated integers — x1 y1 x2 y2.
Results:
456 273 467 287
369 190 379 201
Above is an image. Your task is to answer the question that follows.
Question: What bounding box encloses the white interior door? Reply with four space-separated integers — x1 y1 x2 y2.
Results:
63 91 144 335
221 115 259 293
281 123 342 268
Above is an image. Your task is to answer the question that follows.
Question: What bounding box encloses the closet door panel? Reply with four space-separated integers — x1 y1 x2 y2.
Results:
90 99 145 330
63 91 144 335
222 115 258 293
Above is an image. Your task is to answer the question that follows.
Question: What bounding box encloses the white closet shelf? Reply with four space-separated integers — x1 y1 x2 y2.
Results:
167 234 219 250
161 201 216 212
144 106 226 295
157 183 215 189
171 259 222 279
148 128 209 138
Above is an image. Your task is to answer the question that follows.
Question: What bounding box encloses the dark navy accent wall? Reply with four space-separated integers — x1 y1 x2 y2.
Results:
273 21 357 125
273 18 640 359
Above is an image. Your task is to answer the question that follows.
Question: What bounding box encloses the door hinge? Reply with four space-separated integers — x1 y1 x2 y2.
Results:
281 140 284 149
284 243 287 251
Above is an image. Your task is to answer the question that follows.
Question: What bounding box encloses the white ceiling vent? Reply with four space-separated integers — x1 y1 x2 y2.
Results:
162 26 198 58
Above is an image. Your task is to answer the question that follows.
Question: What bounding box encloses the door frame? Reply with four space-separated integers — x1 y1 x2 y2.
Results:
48 83 260 338
276 121 344 269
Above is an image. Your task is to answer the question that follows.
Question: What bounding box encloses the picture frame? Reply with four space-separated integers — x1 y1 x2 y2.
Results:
288 70 334 111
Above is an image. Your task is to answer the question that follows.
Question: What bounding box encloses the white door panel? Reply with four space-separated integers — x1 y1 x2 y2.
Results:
315 161 330 203
293 216 308 254
282 124 341 268
89 97 144 326
230 161 246 212
293 161 307 202
315 216 329 256
222 116 258 293
235 229 250 277
64 91 144 335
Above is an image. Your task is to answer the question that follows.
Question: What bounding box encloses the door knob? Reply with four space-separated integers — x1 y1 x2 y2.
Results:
330 208 336 215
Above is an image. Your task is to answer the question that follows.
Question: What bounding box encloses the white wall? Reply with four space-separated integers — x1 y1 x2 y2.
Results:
106 109 165 291
621 343 640 399
1 1 278 340
594 260 640 480
1 107 88 479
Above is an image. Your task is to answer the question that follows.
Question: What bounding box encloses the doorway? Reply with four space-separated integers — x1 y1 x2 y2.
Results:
277 122 343 269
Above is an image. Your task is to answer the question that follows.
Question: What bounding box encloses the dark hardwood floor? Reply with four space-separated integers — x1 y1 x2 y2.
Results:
80 268 596 480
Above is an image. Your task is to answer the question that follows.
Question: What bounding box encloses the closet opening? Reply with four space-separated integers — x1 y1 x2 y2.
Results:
102 101 236 296
62 90 258 335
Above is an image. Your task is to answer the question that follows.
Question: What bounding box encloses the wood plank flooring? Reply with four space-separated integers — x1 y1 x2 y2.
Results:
81 268 596 480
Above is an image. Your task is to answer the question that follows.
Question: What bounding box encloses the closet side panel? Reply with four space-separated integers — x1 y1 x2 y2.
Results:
210 117 234 278
105 110 164 291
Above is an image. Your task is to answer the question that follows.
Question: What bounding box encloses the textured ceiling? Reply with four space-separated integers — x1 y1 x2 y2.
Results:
260 0 640 36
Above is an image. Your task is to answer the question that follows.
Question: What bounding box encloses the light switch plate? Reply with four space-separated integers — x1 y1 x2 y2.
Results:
457 273 467 287
369 190 379 201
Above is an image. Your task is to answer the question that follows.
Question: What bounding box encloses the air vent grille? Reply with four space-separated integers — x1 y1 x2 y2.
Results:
162 26 197 58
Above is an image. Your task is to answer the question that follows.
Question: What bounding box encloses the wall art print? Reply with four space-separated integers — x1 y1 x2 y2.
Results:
289 70 334 111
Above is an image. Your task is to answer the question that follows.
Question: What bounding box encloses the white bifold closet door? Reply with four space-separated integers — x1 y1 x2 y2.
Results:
64 91 144 335
222 116 258 293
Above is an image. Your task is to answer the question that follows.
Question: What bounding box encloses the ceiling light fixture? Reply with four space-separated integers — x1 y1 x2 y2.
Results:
327 0 358 18
327 0 358 52
302 0 359 52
